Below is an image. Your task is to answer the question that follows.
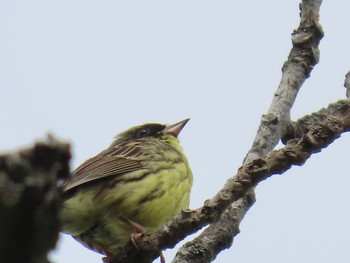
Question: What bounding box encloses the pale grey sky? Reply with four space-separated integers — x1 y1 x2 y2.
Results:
1 1 350 262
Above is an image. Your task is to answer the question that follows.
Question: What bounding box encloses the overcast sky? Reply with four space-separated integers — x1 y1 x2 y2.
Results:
1 1 350 262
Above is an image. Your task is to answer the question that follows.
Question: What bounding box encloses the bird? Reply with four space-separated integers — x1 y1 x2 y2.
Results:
60 119 193 261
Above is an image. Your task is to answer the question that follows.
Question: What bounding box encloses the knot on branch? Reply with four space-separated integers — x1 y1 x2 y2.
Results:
301 118 341 151
243 159 268 185
288 17 324 77
262 113 279 125
201 205 214 216
267 140 309 174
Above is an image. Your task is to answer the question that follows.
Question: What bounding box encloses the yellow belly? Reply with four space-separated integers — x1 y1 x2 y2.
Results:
61 161 192 254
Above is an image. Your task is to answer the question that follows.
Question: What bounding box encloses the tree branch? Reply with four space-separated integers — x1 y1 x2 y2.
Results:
172 190 255 263
172 0 324 262
109 1 326 262
247 0 324 162
110 98 350 263
0 138 70 263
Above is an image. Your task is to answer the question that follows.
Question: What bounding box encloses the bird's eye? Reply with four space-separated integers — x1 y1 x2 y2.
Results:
136 128 150 138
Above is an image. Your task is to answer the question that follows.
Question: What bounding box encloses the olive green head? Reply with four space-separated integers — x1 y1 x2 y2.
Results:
111 118 190 146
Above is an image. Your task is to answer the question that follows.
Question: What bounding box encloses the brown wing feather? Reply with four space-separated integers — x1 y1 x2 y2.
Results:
63 142 148 192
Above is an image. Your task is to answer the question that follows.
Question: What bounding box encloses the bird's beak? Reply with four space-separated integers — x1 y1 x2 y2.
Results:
163 119 190 138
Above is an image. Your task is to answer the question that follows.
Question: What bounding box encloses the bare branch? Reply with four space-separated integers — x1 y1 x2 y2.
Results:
172 190 255 263
110 98 350 263
104 1 345 262
172 0 324 262
247 0 324 162
110 1 326 262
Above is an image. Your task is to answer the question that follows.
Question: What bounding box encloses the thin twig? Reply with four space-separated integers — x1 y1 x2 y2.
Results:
344 71 350 98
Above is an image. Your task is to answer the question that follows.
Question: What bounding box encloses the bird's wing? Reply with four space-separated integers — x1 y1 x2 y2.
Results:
63 142 148 192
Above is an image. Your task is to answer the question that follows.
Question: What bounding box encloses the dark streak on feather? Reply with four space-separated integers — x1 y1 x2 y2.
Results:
138 187 165 204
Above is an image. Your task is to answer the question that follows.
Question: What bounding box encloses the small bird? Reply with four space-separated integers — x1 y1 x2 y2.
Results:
60 119 193 260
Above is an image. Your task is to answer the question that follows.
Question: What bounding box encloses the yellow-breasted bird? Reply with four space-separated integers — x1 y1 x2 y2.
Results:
60 119 192 259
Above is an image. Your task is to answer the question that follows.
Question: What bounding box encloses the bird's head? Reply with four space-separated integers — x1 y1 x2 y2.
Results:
111 119 190 146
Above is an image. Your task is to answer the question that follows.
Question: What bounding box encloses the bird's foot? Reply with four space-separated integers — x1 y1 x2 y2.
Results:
125 218 147 234
126 218 165 263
